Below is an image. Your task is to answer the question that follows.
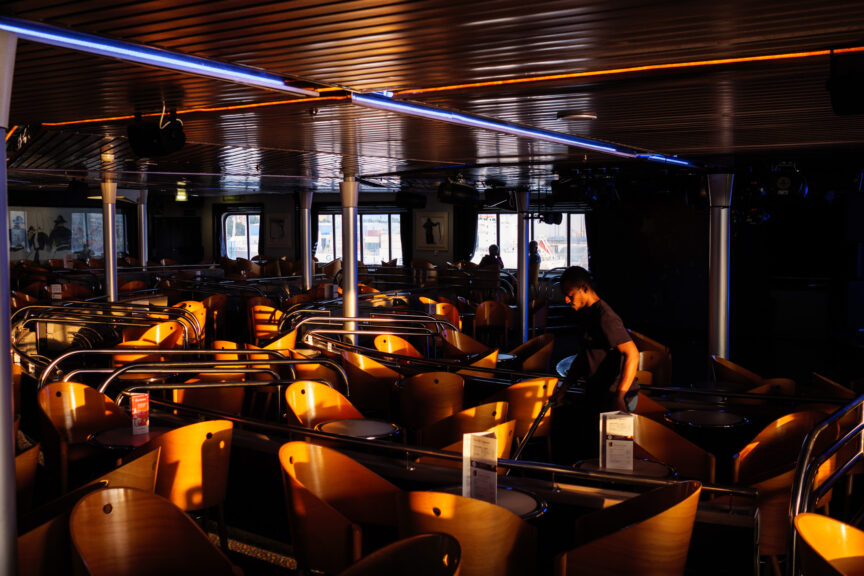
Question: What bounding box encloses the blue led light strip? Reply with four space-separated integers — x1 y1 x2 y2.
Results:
352 92 699 168
0 16 318 97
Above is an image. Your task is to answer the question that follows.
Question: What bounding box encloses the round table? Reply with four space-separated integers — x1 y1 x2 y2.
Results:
575 458 676 479
88 426 170 450
315 418 401 440
439 485 547 520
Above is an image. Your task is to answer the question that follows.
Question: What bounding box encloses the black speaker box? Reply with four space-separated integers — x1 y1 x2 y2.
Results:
127 119 186 157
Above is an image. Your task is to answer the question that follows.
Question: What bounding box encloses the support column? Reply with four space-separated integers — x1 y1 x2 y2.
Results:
341 176 359 342
101 148 119 302
137 167 148 270
0 29 18 576
300 189 314 291
708 173 733 359
515 187 530 342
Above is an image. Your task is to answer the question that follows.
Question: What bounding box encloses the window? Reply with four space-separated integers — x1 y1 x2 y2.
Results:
317 213 403 265
472 212 588 270
224 213 260 260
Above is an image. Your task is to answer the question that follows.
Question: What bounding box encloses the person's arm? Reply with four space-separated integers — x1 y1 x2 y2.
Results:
614 340 639 412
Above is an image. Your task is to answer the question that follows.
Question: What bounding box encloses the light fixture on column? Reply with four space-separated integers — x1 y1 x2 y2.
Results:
175 180 188 202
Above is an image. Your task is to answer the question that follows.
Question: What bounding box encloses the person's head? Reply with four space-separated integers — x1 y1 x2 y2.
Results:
529 240 538 253
488 244 499 256
559 266 596 311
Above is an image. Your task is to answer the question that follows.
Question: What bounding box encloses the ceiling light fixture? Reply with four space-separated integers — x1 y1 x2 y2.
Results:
352 92 697 168
175 180 188 202
0 16 319 97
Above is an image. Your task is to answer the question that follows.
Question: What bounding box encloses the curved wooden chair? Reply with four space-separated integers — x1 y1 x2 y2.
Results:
113 320 185 382
507 333 554 372
56 281 93 301
398 372 465 430
249 305 285 346
420 401 509 448
118 280 147 293
632 391 669 418
322 258 343 280
418 296 437 305
627 329 670 354
284 380 364 428
70 487 239 576
16 442 40 517
11 290 39 310
131 420 234 549
338 533 461 576
457 349 499 378
174 340 246 415
638 350 672 387
711 355 763 388
201 294 229 343
397 490 536 576
423 419 518 470
633 414 716 484
279 441 402 575
92 446 162 493
435 302 462 330
473 300 512 349
485 376 558 442
554 481 702 576
173 300 206 344
341 350 401 416
440 327 489 357
38 381 131 492
794 513 864 576
374 334 423 358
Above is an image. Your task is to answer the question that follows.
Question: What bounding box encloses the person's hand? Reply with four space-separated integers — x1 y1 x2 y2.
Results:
613 395 629 413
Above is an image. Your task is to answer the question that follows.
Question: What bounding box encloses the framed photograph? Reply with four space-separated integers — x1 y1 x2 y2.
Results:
415 211 448 251
267 213 291 248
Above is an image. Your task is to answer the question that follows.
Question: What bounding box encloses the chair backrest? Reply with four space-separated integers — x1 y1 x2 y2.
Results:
457 349 499 378
398 372 465 430
421 401 509 448
172 300 206 343
284 380 364 427
37 381 130 444
554 481 702 576
340 350 401 414
711 355 762 388
119 280 147 293
627 330 669 354
397 490 536 576
633 414 716 483
279 441 401 575
435 302 462 330
794 513 864 576
632 391 668 417
93 447 161 493
473 300 512 347
638 350 672 387
70 487 238 576
441 328 489 356
507 333 554 372
487 377 558 438
16 443 40 516
374 334 423 358
250 305 285 344
338 533 461 576
135 420 233 512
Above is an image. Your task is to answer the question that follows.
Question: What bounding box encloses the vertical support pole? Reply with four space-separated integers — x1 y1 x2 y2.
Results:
137 166 148 270
101 148 118 302
341 176 359 343
0 29 17 576
515 187 530 342
300 189 314 292
708 173 733 359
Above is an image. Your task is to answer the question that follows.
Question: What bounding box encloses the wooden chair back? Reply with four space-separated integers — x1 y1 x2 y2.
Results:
638 350 672 387
201 294 228 342
397 490 536 576
473 300 512 348
172 300 206 343
633 414 716 483
440 328 489 356
284 380 364 427
431 420 517 468
794 513 864 576
133 420 233 513
173 341 246 415
486 377 558 439
338 533 461 576
118 280 147 293
507 333 554 372
420 401 509 448
627 329 669 354
93 447 161 493
435 302 462 330
711 355 762 388
632 392 668 418
70 487 238 576
249 305 285 345
398 372 464 430
374 334 423 358
340 350 401 415
457 349 499 378
16 443 40 517
554 481 702 576
279 441 401 575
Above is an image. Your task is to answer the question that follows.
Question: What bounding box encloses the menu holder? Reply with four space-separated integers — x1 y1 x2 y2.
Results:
462 430 497 505
131 392 150 435
599 411 634 471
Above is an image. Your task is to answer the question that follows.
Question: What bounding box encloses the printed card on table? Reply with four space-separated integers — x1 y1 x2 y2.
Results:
462 430 498 505
599 411 634 471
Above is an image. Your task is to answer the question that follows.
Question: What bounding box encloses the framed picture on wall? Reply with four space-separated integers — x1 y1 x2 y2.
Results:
415 211 448 251
267 213 291 248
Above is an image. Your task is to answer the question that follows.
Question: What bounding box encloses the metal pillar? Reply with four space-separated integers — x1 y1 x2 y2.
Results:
341 177 359 342
101 148 118 302
515 188 530 342
137 167 148 270
300 189 314 291
0 29 18 576
708 173 733 359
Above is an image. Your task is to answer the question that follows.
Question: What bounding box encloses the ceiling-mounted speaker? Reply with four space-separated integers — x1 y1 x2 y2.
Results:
127 118 186 157
395 190 427 209
828 48 864 115
438 178 480 207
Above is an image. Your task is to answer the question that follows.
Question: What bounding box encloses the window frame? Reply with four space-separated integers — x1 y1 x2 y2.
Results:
317 211 403 265
222 209 261 260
